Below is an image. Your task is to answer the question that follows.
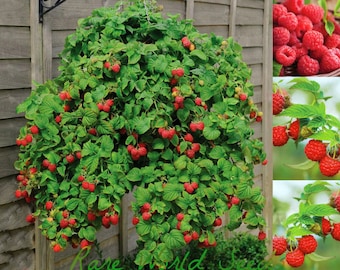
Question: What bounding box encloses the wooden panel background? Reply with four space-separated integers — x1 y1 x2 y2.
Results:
0 0 272 269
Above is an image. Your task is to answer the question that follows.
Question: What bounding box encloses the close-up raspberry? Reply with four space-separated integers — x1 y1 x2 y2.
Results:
324 34 340 49
273 125 289 146
300 4 324 24
309 45 329 60
272 236 287 256
288 119 300 140
322 217 332 235
288 31 300 46
302 30 324 50
283 0 304 14
278 12 298 31
285 248 305 268
330 191 340 212
273 4 288 24
275 45 297 66
295 15 313 38
297 235 318 254
320 51 340 74
331 223 340 241
272 91 285 115
273 27 290 46
304 139 327 161
297 54 320 76
292 42 308 60
319 155 340 177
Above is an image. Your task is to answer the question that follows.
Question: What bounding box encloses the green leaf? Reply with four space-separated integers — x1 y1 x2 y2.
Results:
134 117 151 134
163 230 185 249
98 195 112 211
163 184 182 201
134 188 152 205
279 104 323 118
308 252 335 262
136 222 152 236
190 49 207 61
208 146 225 159
174 155 187 170
126 167 142 182
287 226 313 238
285 159 316 170
203 127 221 140
83 226 97 242
134 249 153 267
303 204 339 217
66 198 80 211
82 109 98 126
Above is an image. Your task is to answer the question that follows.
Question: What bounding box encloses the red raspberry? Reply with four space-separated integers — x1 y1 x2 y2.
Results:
272 92 285 115
300 4 324 24
325 34 340 49
273 126 289 146
278 12 298 31
320 51 340 73
272 236 287 256
331 191 340 212
292 43 308 60
298 235 317 254
283 0 304 14
275 45 296 66
319 155 340 177
285 249 305 268
273 4 288 24
297 55 320 76
302 30 324 50
288 31 300 46
273 27 290 46
313 22 328 37
288 119 300 140
331 223 340 241
295 15 313 38
309 45 329 60
304 140 327 161
322 217 332 235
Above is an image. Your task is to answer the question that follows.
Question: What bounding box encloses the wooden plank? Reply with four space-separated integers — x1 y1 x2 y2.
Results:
52 30 74 58
185 0 195 19
159 0 186 19
195 25 228 37
0 201 33 231
233 25 263 47
237 0 264 9
193 2 229 26
0 146 19 178
0 89 30 119
242 47 263 65
0 27 30 59
0 175 19 205
0 227 35 253
0 118 27 148
235 7 264 26
0 249 35 270
195 0 231 5
0 0 30 26
0 60 31 90
249 64 262 86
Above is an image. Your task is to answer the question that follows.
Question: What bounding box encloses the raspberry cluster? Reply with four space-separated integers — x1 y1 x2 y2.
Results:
273 0 340 75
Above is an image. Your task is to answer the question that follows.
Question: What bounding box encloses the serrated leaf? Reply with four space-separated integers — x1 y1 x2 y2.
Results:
303 204 339 216
134 249 153 267
163 230 185 249
83 226 97 242
163 184 182 201
66 198 80 211
134 187 152 205
203 127 221 140
135 117 151 134
287 226 313 238
208 146 225 159
98 195 112 211
279 104 322 118
82 109 98 126
190 49 207 61
174 156 187 170
126 167 142 182
136 222 152 236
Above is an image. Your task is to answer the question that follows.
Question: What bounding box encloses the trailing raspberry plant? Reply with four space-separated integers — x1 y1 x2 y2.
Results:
14 0 267 268
272 78 340 177
272 181 340 268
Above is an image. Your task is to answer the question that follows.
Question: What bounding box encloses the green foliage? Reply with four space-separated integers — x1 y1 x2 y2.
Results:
14 0 266 267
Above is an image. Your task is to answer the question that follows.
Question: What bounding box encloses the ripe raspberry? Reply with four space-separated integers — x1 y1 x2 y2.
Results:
331 223 340 241
285 249 305 268
331 191 340 212
309 45 329 61
304 140 327 161
275 45 296 66
273 126 289 146
325 34 340 48
322 217 332 235
292 43 308 60
53 244 62 253
288 119 300 140
313 22 328 37
320 51 340 74
297 55 320 76
283 0 304 14
300 4 324 24
278 12 298 31
258 231 266 241
288 31 300 46
272 236 287 256
273 4 288 24
272 92 285 115
298 235 317 254
295 15 313 38
273 27 290 46
319 155 340 177
302 30 324 50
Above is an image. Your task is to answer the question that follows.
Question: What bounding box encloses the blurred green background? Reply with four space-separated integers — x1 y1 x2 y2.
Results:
272 77 340 180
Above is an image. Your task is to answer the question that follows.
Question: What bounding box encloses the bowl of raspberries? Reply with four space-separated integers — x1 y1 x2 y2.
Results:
273 0 340 76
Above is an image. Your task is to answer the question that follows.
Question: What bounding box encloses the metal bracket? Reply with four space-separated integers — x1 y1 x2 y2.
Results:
39 0 67 23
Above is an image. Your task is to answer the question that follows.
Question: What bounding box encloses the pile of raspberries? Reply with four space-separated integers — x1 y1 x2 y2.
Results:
274 0 340 76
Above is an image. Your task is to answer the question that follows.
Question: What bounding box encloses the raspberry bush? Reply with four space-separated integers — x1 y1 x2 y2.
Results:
272 78 340 178
14 1 267 268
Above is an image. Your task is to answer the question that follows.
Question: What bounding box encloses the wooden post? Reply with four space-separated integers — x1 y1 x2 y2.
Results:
229 0 238 37
186 0 194 20
119 194 129 257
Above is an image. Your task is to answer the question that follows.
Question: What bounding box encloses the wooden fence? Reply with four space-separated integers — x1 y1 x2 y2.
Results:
0 0 272 269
